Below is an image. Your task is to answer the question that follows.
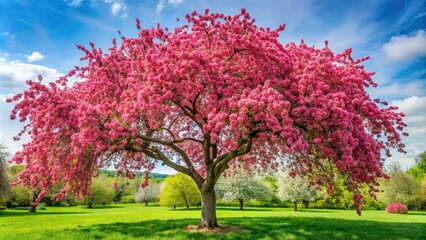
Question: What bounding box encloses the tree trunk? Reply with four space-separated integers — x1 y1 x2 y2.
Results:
29 191 38 213
293 201 298 211
185 199 189 210
173 205 176 210
145 201 148 207
199 189 219 229
239 198 244 210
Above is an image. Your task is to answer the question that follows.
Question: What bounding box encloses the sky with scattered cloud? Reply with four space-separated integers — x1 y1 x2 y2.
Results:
0 0 425 174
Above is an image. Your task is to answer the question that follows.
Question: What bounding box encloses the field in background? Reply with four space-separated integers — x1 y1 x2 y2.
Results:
1 204 425 240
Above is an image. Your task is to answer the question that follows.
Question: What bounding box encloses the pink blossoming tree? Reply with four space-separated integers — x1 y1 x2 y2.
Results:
8 9 407 228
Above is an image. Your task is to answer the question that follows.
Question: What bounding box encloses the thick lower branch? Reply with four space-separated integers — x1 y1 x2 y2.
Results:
137 133 203 183
213 131 258 177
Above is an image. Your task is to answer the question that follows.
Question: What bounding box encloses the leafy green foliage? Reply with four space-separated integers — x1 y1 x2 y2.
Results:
112 184 125 204
0 143 11 201
84 176 114 208
378 165 417 204
159 173 200 209
407 151 426 181
407 177 426 210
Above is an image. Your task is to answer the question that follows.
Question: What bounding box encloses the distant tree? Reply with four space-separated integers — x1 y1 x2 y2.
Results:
160 173 200 210
0 143 11 201
215 169 271 210
277 169 319 211
112 183 125 204
408 177 426 210
263 176 279 193
380 164 417 204
135 182 162 206
84 176 114 208
9 185 32 207
407 151 426 181
415 151 426 172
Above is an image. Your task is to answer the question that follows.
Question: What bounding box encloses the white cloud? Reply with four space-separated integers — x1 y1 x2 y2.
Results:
156 0 166 13
25 51 45 63
100 0 127 17
370 81 425 100
1 32 15 40
0 58 64 157
156 0 185 13
0 57 62 93
385 96 426 170
168 0 185 6
63 0 84 7
391 96 426 130
110 2 123 16
382 30 426 62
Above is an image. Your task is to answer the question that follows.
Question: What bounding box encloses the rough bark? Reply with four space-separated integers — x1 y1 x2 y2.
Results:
293 201 298 211
28 191 38 213
199 188 219 229
239 198 244 210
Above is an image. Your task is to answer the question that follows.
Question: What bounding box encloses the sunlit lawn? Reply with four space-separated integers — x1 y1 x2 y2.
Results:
0 204 425 239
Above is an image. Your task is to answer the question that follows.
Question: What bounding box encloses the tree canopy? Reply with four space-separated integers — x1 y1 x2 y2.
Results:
8 9 407 226
159 173 200 210
407 151 426 181
277 168 319 211
84 176 114 208
216 169 271 210
135 181 162 206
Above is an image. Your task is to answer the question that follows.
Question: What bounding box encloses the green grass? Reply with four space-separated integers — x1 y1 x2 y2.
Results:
0 204 425 240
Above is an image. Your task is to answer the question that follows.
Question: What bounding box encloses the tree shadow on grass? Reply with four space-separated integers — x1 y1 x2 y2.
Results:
0 211 86 217
70 216 426 240
406 211 426 216
216 207 273 212
297 209 335 213
168 208 201 212
82 205 125 209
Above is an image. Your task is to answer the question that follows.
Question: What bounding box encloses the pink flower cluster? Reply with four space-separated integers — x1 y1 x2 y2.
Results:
386 202 408 214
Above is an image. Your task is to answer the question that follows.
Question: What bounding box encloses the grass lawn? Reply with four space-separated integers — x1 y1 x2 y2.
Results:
0 204 425 240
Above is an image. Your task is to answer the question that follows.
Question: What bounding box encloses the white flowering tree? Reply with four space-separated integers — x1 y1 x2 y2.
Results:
277 169 318 211
215 169 272 210
135 181 162 206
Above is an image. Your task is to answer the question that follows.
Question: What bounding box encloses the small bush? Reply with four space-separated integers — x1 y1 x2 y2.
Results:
386 202 408 214
37 202 47 210
0 205 6 210
120 195 136 204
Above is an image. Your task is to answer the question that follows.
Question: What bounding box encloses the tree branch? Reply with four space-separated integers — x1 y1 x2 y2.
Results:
137 133 203 184
213 130 260 178
171 100 203 130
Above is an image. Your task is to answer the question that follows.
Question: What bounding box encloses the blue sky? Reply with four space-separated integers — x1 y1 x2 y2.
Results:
0 0 425 174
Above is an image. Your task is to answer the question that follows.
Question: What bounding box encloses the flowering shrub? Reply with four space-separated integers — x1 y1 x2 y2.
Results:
386 202 408 214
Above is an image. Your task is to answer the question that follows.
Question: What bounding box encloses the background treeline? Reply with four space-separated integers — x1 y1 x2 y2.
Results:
1 142 425 211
